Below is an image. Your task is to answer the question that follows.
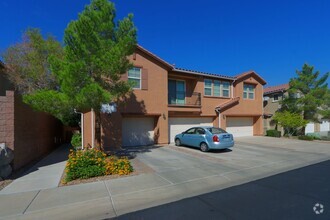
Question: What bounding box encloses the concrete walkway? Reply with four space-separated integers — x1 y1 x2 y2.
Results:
0 144 70 194
0 137 329 219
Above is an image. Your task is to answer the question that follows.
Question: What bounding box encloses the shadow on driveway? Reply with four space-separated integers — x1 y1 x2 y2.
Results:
115 160 330 220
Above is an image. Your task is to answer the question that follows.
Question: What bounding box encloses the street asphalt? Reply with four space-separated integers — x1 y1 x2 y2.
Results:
116 159 330 220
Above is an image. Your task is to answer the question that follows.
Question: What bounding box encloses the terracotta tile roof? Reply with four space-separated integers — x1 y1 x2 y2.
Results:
264 84 289 95
235 70 267 85
173 68 236 80
136 45 174 69
215 97 240 110
136 45 267 85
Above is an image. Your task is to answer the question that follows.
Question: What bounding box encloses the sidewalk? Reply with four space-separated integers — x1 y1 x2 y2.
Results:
0 139 329 219
0 144 70 194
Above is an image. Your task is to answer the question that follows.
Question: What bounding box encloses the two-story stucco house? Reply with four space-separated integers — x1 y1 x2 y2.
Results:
263 83 330 136
83 45 267 150
263 84 289 134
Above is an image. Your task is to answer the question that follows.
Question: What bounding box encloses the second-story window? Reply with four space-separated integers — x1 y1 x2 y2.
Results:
243 84 255 99
128 67 141 89
204 79 212 96
214 80 221 96
222 82 230 97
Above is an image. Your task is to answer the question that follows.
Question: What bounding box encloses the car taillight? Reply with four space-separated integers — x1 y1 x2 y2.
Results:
213 135 219 142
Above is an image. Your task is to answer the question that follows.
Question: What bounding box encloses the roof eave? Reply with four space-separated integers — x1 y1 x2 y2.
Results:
173 68 236 81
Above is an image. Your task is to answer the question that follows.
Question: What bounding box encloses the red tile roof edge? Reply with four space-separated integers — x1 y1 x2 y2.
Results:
264 84 289 94
235 70 267 85
215 97 240 109
136 45 174 69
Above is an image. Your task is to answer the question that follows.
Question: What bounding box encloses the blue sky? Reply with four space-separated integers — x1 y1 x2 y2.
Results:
1 0 329 87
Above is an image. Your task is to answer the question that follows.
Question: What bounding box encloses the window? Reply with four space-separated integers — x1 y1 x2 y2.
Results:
128 67 141 89
207 127 227 134
196 128 206 135
168 80 185 104
273 94 279 102
185 128 195 134
204 79 212 96
243 84 255 99
205 79 231 97
214 80 221 97
222 81 230 97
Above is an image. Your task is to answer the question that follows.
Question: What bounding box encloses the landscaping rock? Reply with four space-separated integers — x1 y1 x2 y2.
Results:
0 145 14 166
0 164 12 179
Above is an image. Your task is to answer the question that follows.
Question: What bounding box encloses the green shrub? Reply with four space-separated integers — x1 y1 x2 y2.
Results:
298 135 314 141
65 148 107 182
266 129 281 137
71 133 82 148
64 149 134 183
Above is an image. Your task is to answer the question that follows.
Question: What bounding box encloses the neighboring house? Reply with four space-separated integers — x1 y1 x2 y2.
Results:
263 83 330 135
0 61 64 170
263 84 289 134
83 45 267 150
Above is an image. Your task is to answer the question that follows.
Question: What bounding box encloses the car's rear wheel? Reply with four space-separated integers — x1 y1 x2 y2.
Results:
175 138 181 146
200 142 209 152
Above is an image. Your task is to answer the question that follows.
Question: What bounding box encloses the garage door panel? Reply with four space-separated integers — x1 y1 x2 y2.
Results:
169 117 213 143
226 117 253 137
122 117 154 147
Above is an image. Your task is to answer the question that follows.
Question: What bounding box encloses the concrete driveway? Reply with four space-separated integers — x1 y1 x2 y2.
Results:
0 137 329 219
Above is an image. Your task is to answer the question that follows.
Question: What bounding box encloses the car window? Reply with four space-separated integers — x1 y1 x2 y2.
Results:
207 127 227 134
196 128 206 135
185 128 195 134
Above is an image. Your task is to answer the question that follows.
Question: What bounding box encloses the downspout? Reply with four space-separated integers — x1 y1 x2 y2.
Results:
81 113 84 149
231 79 236 98
91 108 95 148
216 108 221 128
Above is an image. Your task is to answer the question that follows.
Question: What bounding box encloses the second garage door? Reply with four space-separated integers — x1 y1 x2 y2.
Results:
169 117 214 143
122 117 155 147
226 117 253 137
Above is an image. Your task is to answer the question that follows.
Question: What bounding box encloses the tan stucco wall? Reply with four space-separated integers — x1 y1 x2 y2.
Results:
84 50 266 149
99 50 169 150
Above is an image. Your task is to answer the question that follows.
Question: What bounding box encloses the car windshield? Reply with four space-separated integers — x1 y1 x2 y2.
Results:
207 127 227 134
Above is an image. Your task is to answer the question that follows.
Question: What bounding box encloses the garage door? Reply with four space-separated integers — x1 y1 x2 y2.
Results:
226 117 253 137
169 117 213 143
122 117 154 147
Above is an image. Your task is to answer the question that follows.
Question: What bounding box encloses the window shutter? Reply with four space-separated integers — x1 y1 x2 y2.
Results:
141 68 148 90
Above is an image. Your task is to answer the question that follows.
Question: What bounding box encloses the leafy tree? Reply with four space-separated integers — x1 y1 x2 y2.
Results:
52 0 137 111
3 0 136 131
2 29 80 126
2 28 63 94
272 111 308 136
281 64 329 123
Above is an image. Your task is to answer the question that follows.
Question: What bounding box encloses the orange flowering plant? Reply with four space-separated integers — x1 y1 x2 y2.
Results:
65 148 133 183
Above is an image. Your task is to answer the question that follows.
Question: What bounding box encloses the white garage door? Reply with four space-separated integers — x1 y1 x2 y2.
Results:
169 117 213 143
226 117 253 137
122 117 154 147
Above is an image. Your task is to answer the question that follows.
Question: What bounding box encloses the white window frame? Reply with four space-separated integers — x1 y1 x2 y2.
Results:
204 79 212 96
221 81 230 97
243 84 255 100
128 67 141 89
213 80 221 97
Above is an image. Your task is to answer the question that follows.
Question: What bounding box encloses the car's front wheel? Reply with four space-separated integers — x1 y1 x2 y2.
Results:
200 142 209 152
175 138 181 146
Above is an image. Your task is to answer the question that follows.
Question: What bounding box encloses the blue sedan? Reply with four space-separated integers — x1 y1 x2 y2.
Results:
174 126 234 152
